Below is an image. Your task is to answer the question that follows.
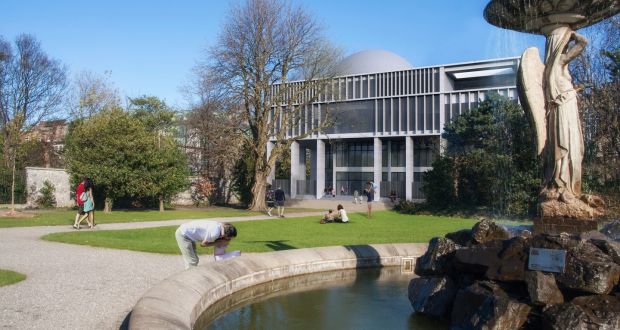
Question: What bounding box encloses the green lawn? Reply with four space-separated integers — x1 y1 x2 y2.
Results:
0 269 26 287
0 207 315 228
42 211 478 254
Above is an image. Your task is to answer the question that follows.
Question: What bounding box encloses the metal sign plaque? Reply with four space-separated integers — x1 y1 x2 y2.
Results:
528 248 566 273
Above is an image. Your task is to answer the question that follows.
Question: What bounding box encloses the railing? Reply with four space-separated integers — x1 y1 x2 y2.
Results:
333 180 367 196
296 180 316 195
0 171 27 204
380 181 406 198
272 179 291 196
412 181 426 200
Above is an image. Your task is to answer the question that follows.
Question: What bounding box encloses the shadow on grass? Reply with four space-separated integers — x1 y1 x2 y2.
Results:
247 240 296 251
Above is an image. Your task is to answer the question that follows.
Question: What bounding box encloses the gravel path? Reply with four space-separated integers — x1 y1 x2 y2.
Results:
0 212 322 330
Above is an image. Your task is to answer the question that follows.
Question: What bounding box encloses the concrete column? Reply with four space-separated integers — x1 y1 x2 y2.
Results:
405 136 414 200
290 141 299 199
266 141 275 184
316 140 325 199
373 137 382 201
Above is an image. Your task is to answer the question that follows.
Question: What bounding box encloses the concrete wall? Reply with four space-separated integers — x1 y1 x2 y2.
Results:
128 243 428 330
26 167 72 208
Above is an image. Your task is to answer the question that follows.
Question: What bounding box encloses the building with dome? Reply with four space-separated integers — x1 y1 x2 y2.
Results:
269 50 518 201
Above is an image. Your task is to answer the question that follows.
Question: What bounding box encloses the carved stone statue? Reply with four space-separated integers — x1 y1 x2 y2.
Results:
484 0 619 220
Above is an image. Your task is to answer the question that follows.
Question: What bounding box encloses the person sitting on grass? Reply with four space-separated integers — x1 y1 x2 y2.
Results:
334 204 349 223
320 209 337 224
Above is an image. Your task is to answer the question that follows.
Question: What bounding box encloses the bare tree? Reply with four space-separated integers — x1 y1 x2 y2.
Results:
199 0 341 210
0 34 68 212
69 70 120 119
571 15 620 214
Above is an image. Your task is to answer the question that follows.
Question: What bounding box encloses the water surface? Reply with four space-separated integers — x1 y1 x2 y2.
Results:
199 267 446 330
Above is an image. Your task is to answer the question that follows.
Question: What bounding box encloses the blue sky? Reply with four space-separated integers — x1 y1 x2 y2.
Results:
1 0 544 108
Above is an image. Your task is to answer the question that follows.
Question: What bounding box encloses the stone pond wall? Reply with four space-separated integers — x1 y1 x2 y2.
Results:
128 243 429 330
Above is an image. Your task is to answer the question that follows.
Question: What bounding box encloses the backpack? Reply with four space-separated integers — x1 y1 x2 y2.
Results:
80 192 89 202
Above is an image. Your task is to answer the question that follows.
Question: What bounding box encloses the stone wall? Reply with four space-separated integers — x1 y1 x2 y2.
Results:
26 167 72 208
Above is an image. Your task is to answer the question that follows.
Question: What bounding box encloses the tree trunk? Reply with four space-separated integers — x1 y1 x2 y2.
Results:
159 196 164 212
10 155 16 213
104 197 112 213
249 170 268 211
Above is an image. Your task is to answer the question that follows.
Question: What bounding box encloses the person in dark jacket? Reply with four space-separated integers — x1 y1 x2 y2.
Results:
274 186 286 218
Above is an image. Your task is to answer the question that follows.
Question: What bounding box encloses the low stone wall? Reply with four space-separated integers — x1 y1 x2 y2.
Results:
25 167 72 208
128 243 428 330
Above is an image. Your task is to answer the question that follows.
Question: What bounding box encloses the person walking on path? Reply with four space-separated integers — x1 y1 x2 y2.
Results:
175 220 237 269
75 178 95 229
266 185 275 217
274 186 286 218
366 179 378 218
73 177 86 228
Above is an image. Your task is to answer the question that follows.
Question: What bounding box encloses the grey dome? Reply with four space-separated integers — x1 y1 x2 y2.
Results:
337 49 413 76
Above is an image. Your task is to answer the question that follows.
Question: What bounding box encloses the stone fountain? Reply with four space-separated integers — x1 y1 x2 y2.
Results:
486 0 619 234
407 2 620 329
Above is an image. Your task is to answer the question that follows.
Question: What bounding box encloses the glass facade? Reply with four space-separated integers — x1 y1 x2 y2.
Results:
335 142 374 167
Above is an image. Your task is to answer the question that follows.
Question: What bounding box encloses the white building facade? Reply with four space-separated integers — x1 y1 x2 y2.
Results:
270 50 518 201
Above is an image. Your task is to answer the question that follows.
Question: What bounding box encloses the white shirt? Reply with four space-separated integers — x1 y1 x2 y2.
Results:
338 209 349 222
178 220 222 243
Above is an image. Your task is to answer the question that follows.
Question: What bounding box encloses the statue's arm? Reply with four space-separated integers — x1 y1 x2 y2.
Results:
562 31 588 64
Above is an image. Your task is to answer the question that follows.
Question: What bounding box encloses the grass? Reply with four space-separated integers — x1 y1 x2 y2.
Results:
0 269 26 287
0 207 316 228
42 211 478 254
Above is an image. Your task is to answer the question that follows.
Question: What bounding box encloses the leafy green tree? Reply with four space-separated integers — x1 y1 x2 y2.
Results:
127 96 187 210
423 95 540 217
65 108 188 212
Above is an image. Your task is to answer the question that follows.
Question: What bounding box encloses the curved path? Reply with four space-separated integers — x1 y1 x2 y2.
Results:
0 212 322 330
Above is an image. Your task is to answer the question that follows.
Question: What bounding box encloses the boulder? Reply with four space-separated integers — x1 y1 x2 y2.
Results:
525 271 564 305
601 220 620 242
471 219 510 245
414 237 458 276
408 276 457 319
554 241 620 295
445 229 473 246
451 281 508 327
453 241 502 277
468 295 531 330
589 238 620 265
542 295 620 330
454 237 529 282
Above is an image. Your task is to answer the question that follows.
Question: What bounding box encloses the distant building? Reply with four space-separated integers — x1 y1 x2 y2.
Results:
28 119 69 168
268 50 518 201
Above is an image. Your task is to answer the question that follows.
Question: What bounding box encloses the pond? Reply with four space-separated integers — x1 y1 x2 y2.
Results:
197 267 447 330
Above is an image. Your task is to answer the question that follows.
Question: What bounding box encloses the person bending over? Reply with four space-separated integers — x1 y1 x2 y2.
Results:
175 220 237 269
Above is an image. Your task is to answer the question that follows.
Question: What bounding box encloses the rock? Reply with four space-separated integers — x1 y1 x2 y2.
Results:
451 281 508 327
445 229 472 246
453 241 502 278
539 198 604 219
414 237 458 276
525 271 564 305
554 241 620 295
588 237 620 265
471 219 510 245
454 237 529 282
601 220 620 242
408 276 457 319
468 295 531 330
542 295 620 330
